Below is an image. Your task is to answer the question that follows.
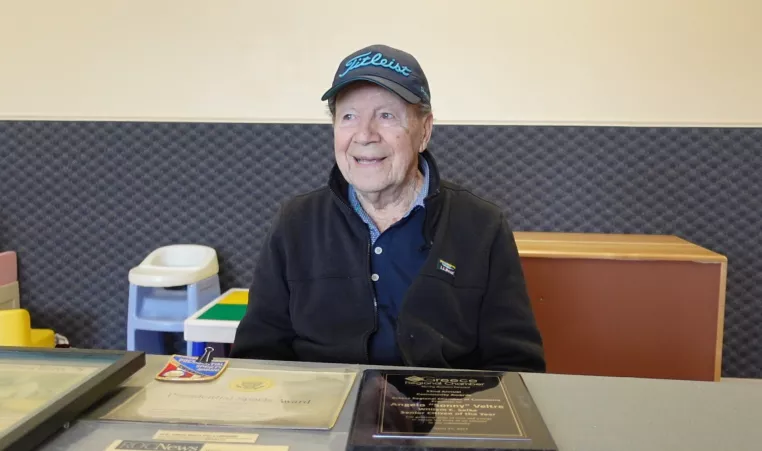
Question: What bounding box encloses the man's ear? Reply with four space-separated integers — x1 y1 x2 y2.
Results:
418 113 434 153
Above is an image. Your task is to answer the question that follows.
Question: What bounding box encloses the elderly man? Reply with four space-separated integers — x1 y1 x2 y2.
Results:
231 44 545 372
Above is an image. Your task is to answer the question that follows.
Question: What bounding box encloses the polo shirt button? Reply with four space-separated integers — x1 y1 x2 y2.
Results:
374 246 383 255
371 274 380 282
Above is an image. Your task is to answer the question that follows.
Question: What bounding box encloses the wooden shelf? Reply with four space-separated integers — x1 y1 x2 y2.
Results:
515 232 726 382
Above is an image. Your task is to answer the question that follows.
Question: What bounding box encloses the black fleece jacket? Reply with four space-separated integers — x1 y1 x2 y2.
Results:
230 150 546 372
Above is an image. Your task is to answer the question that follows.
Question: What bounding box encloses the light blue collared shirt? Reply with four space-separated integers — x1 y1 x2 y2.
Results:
348 157 430 244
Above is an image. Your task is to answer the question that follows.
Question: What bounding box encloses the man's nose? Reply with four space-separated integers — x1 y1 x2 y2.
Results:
354 117 380 145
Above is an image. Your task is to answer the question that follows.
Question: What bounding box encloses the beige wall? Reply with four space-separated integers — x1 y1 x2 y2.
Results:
1 0 760 126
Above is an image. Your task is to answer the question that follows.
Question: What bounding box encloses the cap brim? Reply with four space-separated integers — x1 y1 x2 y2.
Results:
320 75 422 104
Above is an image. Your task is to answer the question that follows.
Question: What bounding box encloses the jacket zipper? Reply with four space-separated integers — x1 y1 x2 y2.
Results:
329 183 378 364
365 240 378 364
395 188 441 367
330 180 441 366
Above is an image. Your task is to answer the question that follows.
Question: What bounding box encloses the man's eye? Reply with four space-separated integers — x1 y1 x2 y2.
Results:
380 112 394 119
342 113 355 120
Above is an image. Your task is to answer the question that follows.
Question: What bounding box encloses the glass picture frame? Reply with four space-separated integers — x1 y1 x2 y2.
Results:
0 346 145 451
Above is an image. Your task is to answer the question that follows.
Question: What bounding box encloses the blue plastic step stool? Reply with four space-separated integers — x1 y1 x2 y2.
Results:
127 244 221 356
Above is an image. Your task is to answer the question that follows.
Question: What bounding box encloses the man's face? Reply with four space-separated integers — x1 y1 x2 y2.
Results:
333 82 432 197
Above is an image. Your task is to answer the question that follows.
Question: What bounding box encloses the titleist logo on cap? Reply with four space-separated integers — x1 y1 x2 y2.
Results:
339 51 413 78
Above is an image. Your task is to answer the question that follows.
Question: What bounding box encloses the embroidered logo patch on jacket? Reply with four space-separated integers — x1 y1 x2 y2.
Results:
438 259 456 276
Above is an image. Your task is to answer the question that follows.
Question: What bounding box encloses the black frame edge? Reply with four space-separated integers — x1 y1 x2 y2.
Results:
0 347 146 451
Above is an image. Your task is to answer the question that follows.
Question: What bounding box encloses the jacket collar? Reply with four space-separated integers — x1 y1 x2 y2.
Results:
328 149 443 248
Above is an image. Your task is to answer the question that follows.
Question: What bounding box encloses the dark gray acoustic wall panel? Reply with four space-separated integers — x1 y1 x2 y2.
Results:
0 121 759 377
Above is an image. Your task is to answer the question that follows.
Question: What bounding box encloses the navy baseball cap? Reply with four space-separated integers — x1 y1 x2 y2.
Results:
321 44 431 105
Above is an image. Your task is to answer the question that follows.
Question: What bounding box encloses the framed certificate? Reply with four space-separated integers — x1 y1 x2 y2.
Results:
0 346 145 451
101 367 357 430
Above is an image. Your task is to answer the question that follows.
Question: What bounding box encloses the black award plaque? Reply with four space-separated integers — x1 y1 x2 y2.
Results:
346 369 557 451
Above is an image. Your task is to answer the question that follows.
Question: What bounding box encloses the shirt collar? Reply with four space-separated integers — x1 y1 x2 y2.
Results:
349 156 430 240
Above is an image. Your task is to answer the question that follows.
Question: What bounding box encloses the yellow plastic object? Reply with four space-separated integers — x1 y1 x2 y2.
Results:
0 309 55 347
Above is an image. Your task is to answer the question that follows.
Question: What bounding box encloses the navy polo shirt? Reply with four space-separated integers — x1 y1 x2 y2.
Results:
348 158 431 365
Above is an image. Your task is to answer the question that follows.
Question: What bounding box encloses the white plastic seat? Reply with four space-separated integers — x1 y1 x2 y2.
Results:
128 244 219 288
127 245 221 355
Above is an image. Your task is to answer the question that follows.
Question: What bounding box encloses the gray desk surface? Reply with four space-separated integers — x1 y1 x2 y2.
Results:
39 355 762 451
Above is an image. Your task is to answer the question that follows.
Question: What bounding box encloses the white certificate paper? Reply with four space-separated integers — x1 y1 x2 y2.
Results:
0 363 99 433
102 367 357 429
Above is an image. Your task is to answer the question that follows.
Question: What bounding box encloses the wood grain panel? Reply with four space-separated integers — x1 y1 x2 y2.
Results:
522 257 723 381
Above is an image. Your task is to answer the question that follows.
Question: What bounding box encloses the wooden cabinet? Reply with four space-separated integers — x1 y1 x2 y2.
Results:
514 232 726 382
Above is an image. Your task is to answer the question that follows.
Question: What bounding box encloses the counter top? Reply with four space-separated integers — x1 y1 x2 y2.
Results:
40 355 762 451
